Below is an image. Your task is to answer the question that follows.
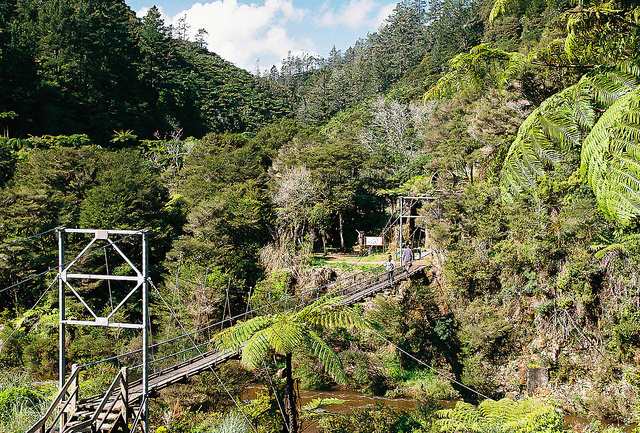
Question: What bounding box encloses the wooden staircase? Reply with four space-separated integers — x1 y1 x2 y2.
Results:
28 365 142 433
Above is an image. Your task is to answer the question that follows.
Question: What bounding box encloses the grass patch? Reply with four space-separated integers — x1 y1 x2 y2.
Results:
0 369 55 433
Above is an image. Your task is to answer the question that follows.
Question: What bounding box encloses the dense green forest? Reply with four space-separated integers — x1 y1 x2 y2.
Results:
2 0 640 432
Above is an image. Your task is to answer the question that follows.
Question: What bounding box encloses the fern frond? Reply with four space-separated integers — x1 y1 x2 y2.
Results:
581 86 640 226
304 330 347 384
489 0 516 23
263 320 305 355
591 232 640 259
424 44 516 103
438 398 563 432
241 329 275 370
304 306 368 331
499 67 640 200
436 402 483 432
300 398 348 421
213 315 275 351
499 52 531 85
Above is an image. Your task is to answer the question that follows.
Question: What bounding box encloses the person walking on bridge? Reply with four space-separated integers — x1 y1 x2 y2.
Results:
385 255 395 283
402 246 413 273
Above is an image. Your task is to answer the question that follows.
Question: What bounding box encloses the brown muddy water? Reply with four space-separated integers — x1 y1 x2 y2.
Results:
243 386 635 433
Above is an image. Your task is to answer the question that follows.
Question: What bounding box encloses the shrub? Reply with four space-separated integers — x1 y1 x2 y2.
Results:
318 405 420 433
212 412 252 433
339 350 388 395
461 353 498 398
295 354 334 390
0 388 43 421
22 335 57 379
436 397 568 433
0 370 49 433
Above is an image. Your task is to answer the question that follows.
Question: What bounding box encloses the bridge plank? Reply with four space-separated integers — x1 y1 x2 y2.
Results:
76 265 425 410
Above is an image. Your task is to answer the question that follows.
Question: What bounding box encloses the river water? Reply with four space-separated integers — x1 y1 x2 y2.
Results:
243 386 635 432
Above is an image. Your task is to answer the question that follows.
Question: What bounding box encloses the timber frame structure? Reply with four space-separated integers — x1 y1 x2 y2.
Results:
397 195 435 259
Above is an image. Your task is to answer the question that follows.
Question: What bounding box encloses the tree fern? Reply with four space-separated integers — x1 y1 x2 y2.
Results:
500 79 593 199
423 44 519 102
501 65 640 202
590 232 640 260
564 4 640 66
437 402 484 432
488 0 516 24
580 86 640 225
437 398 566 433
212 294 367 433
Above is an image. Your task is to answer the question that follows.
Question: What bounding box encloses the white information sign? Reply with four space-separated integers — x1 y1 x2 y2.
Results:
365 236 383 246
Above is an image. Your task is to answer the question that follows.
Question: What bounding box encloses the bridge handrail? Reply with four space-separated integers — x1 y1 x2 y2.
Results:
36 263 422 429
62 367 128 433
118 267 396 394
27 364 82 433
128 393 148 433
146 265 397 374
78 264 388 370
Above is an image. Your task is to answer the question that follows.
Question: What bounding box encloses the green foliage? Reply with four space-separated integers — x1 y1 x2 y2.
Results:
79 149 170 229
500 64 640 210
0 369 51 433
609 312 640 362
423 44 526 101
0 388 42 421
211 412 252 433
250 270 293 311
294 353 335 390
0 1 292 143
240 388 283 433
580 86 640 226
458 300 514 362
436 398 568 433
318 405 420 433
339 349 388 395
367 283 461 374
21 334 57 379
214 294 367 381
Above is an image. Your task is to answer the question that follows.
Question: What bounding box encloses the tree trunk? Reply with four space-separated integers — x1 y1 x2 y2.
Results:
338 211 345 251
322 232 327 255
284 353 298 433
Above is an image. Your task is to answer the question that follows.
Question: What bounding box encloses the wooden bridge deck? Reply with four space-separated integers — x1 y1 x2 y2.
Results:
113 264 425 406
32 264 426 432
80 263 426 409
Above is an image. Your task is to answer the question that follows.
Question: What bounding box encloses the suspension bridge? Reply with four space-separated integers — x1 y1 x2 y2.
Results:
16 228 427 433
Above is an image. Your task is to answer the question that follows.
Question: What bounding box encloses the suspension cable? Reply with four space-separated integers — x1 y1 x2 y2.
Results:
264 357 291 433
77 264 387 367
0 275 58 353
0 228 56 250
0 230 143 295
149 279 258 433
367 327 491 401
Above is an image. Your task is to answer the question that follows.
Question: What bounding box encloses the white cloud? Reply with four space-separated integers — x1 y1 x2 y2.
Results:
139 0 309 71
133 0 399 71
373 2 397 30
316 0 380 29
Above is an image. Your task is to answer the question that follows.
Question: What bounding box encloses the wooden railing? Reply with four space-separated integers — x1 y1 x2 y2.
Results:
28 364 133 433
27 364 81 433
62 367 129 433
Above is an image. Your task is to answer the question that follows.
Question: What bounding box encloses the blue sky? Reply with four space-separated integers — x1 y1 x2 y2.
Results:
125 0 398 72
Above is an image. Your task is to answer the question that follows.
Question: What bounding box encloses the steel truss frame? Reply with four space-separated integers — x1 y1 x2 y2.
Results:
57 227 150 433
